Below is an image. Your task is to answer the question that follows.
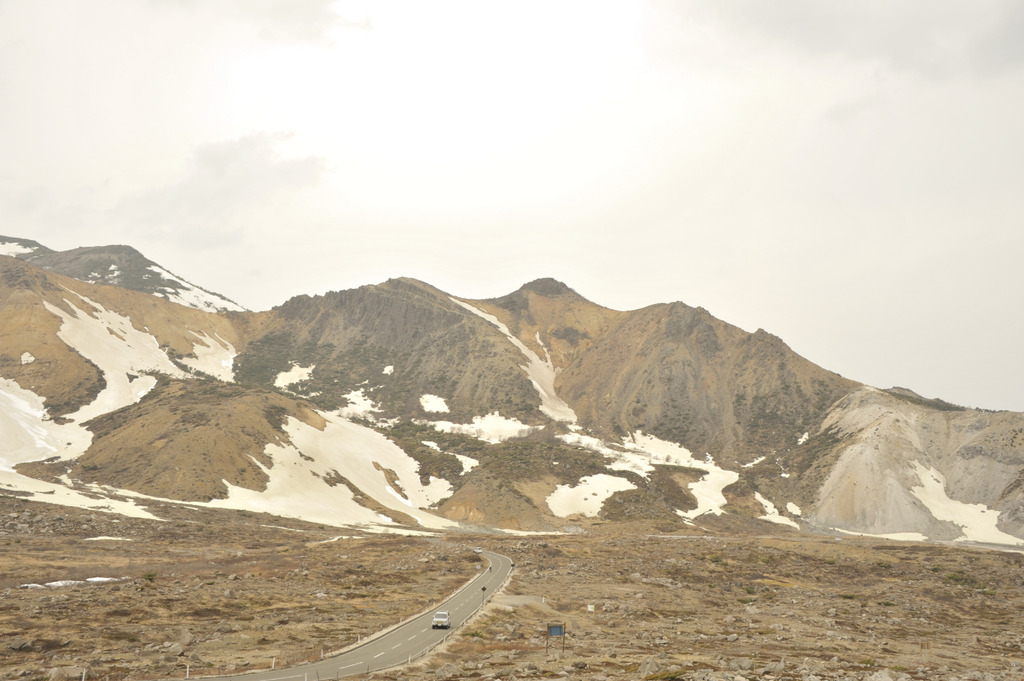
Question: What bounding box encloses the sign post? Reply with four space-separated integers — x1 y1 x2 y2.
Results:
546 623 566 653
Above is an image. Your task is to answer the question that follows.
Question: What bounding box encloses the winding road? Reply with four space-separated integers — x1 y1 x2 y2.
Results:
209 550 513 681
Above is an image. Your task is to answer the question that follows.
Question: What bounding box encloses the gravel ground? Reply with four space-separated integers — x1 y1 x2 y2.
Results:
3 497 1024 681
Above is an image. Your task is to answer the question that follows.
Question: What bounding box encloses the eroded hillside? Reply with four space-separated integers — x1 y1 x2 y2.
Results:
2 245 1024 545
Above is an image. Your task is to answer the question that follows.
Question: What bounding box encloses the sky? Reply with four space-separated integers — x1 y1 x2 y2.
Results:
1 0 1022 412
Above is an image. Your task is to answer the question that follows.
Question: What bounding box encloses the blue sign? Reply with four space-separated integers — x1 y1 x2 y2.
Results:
548 624 564 637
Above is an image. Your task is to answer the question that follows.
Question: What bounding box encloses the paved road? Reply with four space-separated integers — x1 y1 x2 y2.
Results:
207 550 512 681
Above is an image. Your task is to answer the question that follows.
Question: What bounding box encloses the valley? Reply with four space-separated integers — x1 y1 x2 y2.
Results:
3 496 1024 680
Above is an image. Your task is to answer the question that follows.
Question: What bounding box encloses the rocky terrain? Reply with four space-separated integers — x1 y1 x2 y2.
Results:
3 245 1024 545
3 496 1024 681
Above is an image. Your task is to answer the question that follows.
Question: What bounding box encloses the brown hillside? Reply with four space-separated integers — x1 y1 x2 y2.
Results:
236 278 544 420
472 280 859 462
18 379 325 501
0 256 255 417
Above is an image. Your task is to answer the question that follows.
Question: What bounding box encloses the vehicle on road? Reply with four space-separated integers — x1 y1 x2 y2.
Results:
431 611 451 629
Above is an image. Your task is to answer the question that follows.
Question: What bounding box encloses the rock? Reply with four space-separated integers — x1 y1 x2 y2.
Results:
436 662 462 679
728 657 754 671
170 628 195 646
638 656 660 677
48 667 88 681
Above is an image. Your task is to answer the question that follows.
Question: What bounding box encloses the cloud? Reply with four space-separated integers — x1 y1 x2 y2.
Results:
114 132 328 238
970 1 1024 75
151 0 367 45
673 0 1006 79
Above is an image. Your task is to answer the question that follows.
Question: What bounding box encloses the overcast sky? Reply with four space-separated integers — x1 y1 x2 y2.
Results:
2 1 1022 411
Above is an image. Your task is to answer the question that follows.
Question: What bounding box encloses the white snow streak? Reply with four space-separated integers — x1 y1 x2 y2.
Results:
422 441 478 474
451 298 577 423
755 492 800 529
148 265 246 313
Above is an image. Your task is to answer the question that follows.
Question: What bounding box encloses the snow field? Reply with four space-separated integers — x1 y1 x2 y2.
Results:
910 461 1023 545
206 412 458 530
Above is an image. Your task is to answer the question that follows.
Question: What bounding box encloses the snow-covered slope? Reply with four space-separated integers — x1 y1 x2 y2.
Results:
2 237 245 313
3 248 1024 544
809 387 1024 545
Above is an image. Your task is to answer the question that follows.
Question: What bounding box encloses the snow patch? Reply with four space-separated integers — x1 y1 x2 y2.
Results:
383 365 394 375
910 461 1023 546
0 241 34 256
742 456 766 468
180 331 235 381
0 468 162 520
338 387 380 420
148 265 246 312
454 454 479 474
420 394 449 413
628 432 738 520
205 412 457 530
422 441 478 474
558 431 739 521
547 474 636 518
451 299 577 423
755 492 800 529
274 363 314 390
835 528 929 542
20 352 34 364
0 378 92 469
787 502 802 516
43 293 186 423
425 412 539 444
797 432 810 445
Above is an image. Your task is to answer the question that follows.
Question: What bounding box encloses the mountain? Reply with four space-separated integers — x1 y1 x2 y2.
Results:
0 235 245 313
2 237 1023 545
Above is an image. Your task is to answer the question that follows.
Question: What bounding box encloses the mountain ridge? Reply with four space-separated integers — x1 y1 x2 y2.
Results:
1 237 1023 546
